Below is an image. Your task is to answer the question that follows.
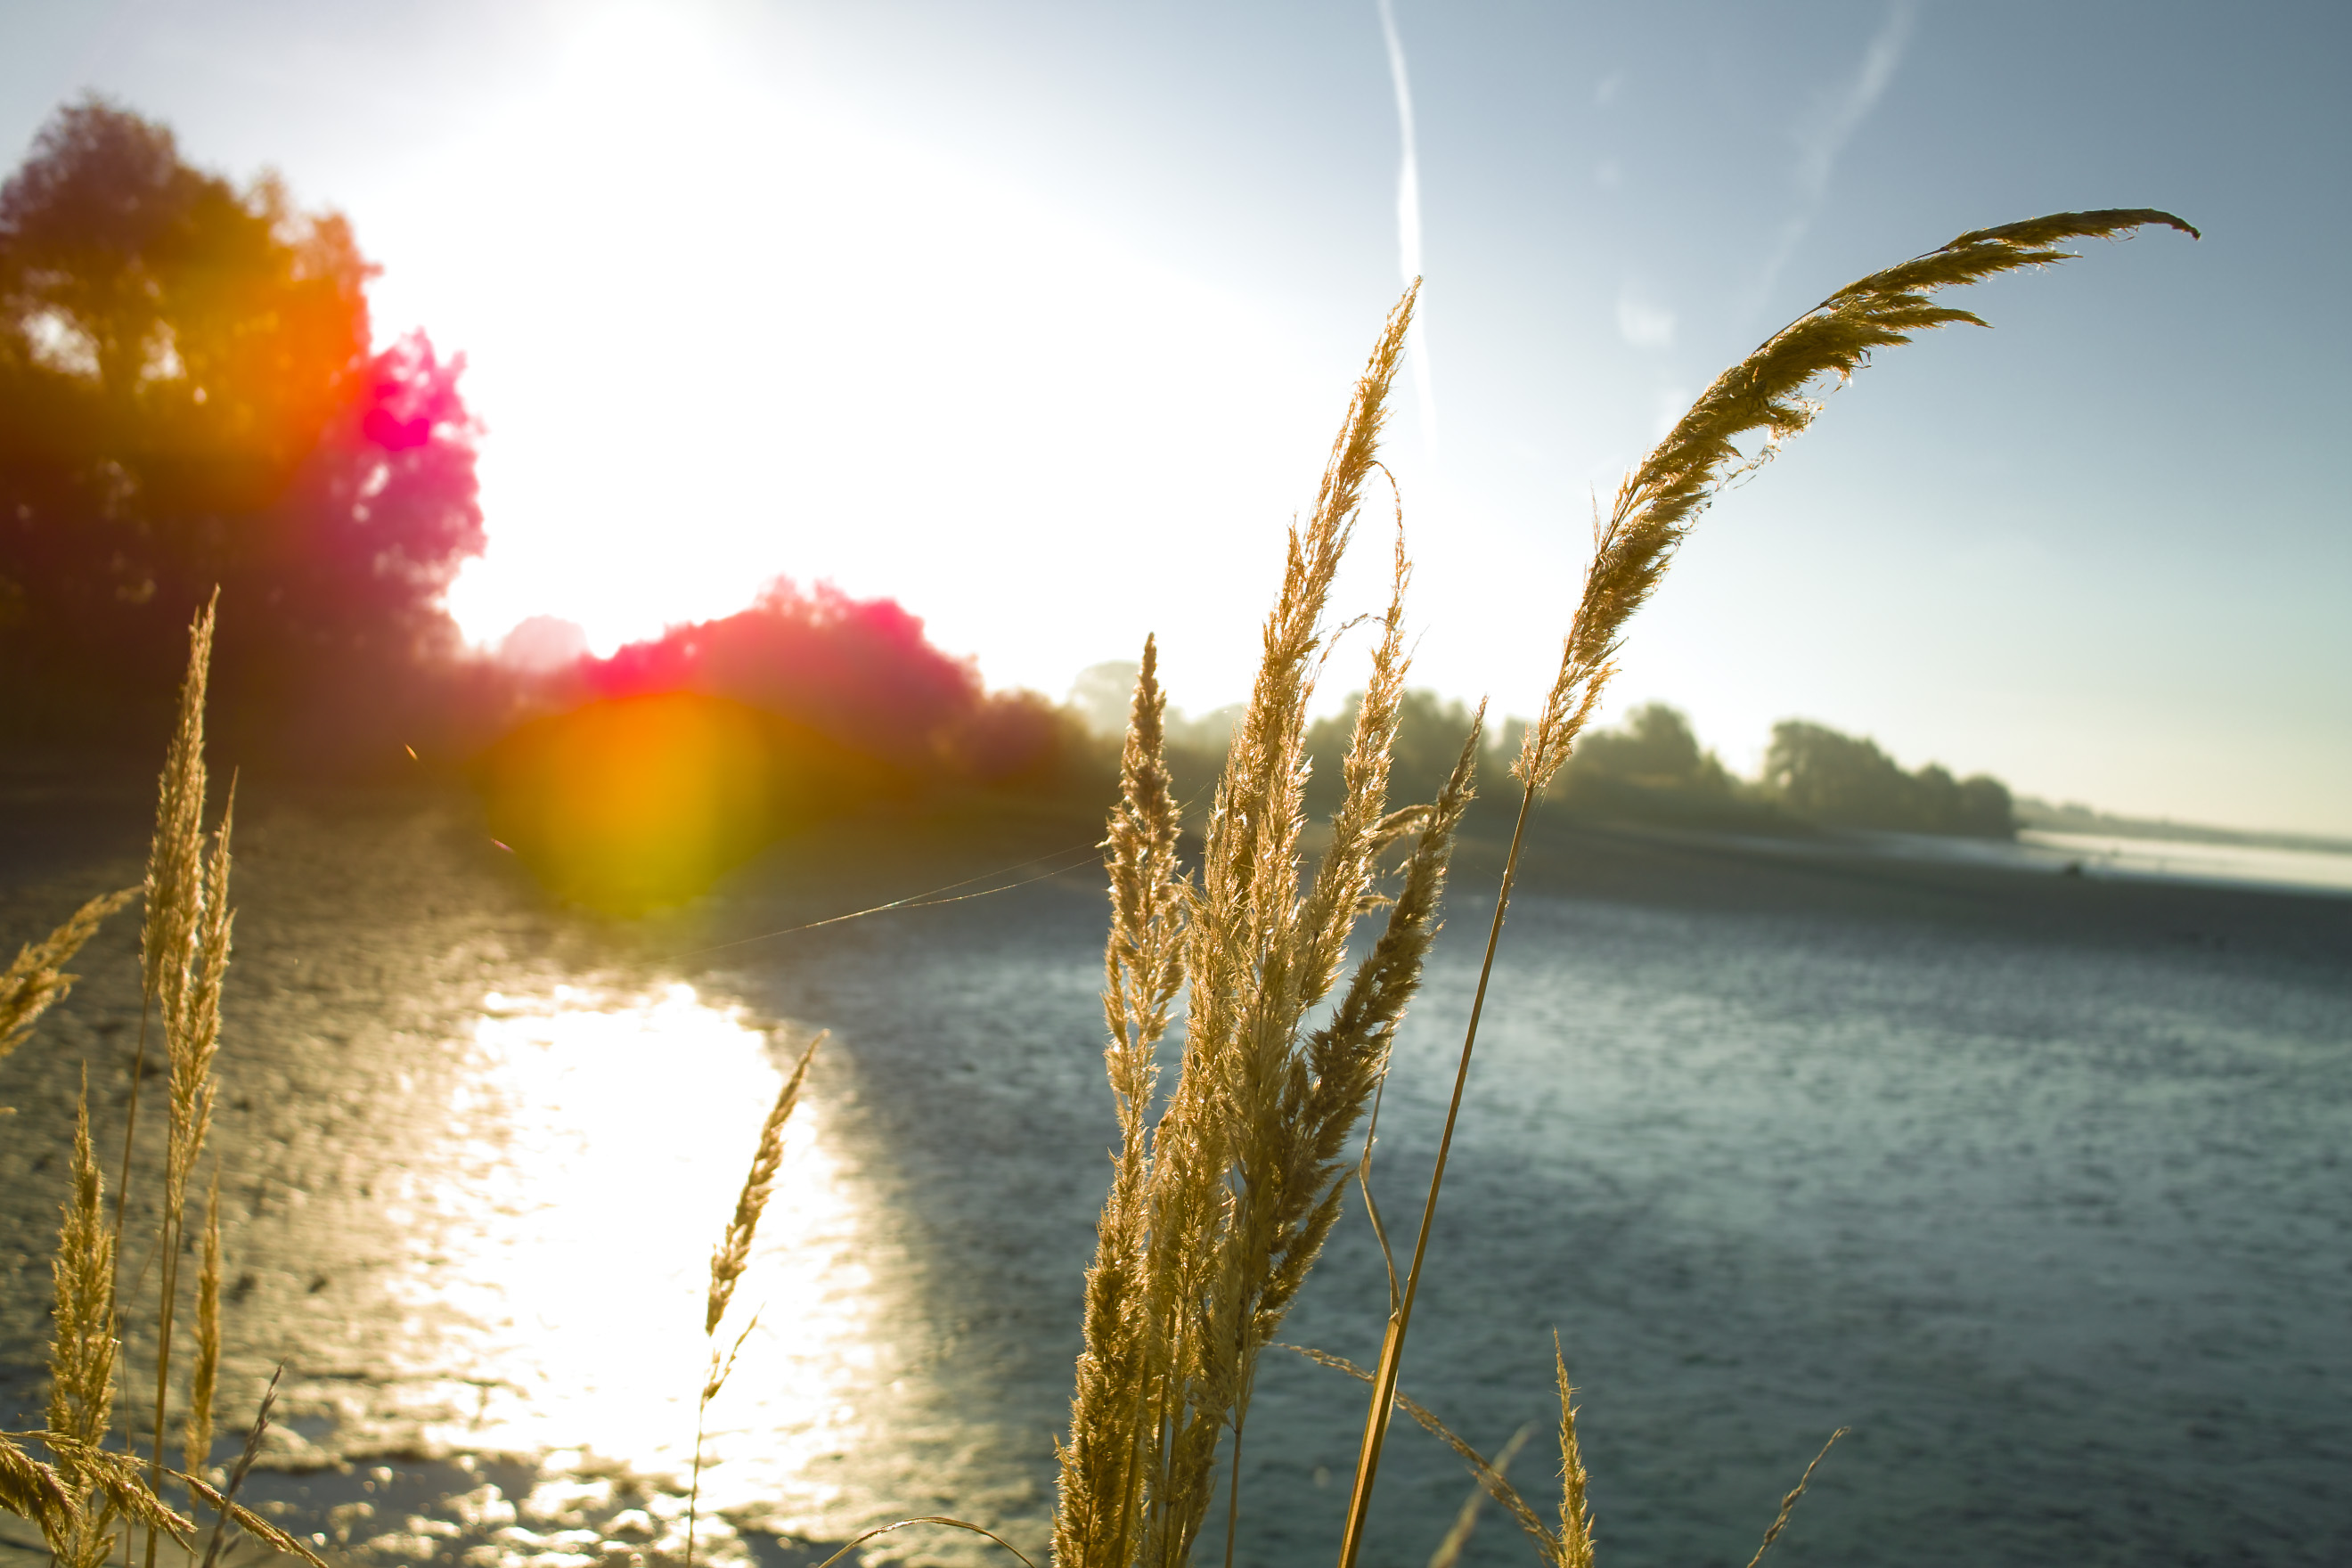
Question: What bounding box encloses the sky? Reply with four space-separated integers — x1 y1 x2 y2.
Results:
4 0 2348 835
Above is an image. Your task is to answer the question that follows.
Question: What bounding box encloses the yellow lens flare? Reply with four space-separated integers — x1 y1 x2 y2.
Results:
479 692 793 911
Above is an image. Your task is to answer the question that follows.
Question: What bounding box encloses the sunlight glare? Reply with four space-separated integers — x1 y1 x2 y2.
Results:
390 981 870 1489
367 2 1329 702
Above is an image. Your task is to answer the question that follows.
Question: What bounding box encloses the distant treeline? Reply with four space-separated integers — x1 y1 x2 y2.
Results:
1074 662 2016 840
2012 797 2352 857
1760 719 2013 837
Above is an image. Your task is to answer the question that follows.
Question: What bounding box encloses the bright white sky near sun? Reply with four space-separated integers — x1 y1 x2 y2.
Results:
4 0 2348 834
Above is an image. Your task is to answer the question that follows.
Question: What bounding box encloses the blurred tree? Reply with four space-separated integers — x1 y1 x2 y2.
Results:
1764 720 2013 837
1067 658 1141 739
0 99 482 755
1548 701 1772 829
1563 702 1735 793
1304 688 1491 819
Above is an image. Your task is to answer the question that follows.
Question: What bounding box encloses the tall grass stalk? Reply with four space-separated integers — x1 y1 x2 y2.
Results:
686 1028 824 1568
1743 1427 1847 1568
0 594 311 1568
184 1175 223 1485
1 890 135 1083
1054 282 1490 1568
116 593 216 1304
1042 206 2192 1568
140 604 238 1568
1329 207 2196 1568
46 1072 121 1568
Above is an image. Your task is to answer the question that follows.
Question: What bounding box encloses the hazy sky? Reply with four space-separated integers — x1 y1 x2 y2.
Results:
5 1 2347 833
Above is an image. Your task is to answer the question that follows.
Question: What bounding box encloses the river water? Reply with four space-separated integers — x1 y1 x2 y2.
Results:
3 783 2348 1568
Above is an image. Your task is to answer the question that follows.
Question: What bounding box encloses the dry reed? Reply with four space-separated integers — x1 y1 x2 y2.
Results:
1424 1425 1531 1568
29 1435 191 1553
118 596 218 1262
1330 208 2195 1568
1288 1344 1577 1566
1549 1335 1593 1568
1741 1428 1848 1568
184 1177 223 1484
1512 208 2197 794
687 1027 826 1568
45 1074 123 1568
706 1030 826 1336
0 1434 74 1544
0 593 314 1568
1052 280 1495 1568
141 607 239 1568
0 889 136 1082
184 1367 328 1568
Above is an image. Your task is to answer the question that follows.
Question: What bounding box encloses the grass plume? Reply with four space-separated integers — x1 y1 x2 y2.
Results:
1515 208 2196 790
45 1074 121 1568
184 1176 223 1482
1054 635 1188 1568
0 888 136 1087
1287 1345 1553 1550
1742 1428 1847 1568
1551 1335 1593 1568
31 1435 192 1551
119 597 219 1273
146 775 234 1566
187 1368 328 1568
706 1029 824 1336
0 1435 74 1545
1053 281 1494 1568
0 599 368 1568
689 1027 825 1568
1335 208 2196 1568
141 596 217 1025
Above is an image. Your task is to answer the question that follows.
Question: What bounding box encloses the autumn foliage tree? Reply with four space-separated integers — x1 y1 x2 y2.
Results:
0 99 484 763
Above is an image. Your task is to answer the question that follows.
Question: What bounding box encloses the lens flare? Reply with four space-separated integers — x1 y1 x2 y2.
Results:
478 692 789 911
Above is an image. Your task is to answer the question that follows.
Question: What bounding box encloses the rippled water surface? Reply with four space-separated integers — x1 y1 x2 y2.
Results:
4 787 2348 1568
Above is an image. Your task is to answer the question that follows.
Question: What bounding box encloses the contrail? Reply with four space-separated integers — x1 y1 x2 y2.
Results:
1793 0 1916 203
1743 0 1918 318
1375 0 1437 454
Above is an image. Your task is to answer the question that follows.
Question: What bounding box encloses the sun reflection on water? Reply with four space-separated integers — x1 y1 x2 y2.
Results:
368 982 893 1541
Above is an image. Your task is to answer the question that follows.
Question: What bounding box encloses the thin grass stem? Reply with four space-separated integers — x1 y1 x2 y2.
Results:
1744 1428 1848 1568
1425 1425 1533 1568
684 1395 709 1568
108 1004 151 1321
1335 776 1538 1568
809 1516 1037 1568
143 1212 180 1568
1219 1417 1243 1568
195 1367 282 1568
682 1311 757 1568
